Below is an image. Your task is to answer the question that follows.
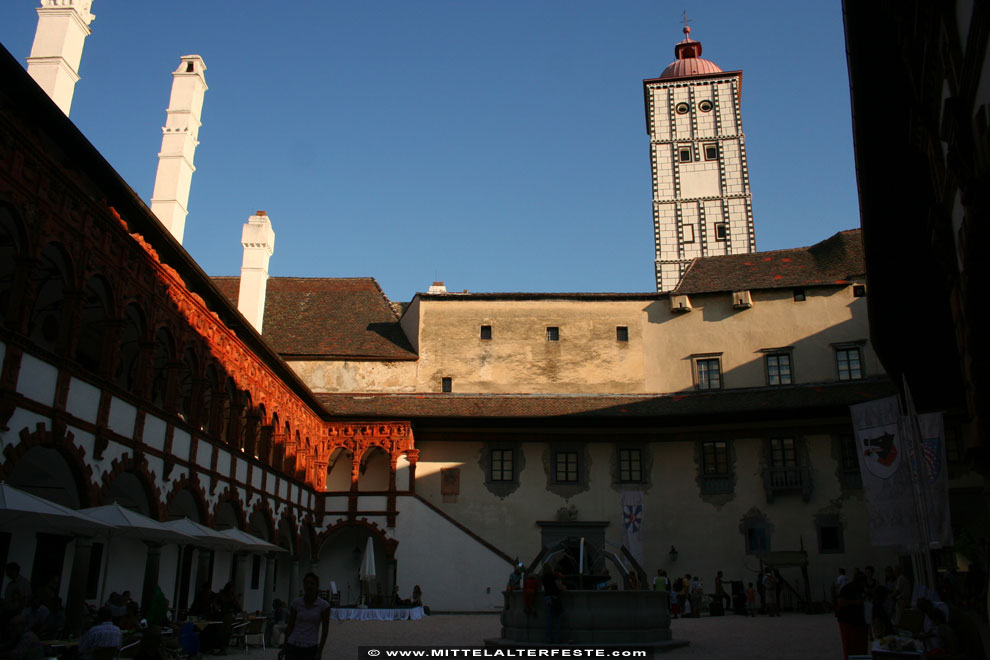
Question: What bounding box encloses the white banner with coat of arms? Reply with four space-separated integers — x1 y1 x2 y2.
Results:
621 490 644 566
850 395 951 549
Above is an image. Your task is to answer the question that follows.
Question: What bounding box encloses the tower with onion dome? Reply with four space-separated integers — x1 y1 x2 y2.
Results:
644 24 756 292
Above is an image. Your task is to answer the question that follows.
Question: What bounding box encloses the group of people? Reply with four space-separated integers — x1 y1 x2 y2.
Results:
1 563 67 660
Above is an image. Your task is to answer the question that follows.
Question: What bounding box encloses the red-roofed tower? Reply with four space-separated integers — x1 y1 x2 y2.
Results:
644 25 756 291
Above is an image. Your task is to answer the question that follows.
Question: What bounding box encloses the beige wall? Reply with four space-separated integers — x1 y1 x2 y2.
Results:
289 283 879 395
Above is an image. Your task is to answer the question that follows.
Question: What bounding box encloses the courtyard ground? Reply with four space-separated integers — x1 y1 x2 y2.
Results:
222 611 846 660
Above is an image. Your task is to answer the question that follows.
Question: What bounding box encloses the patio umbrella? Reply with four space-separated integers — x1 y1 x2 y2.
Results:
163 518 246 551
0 482 117 536
358 537 376 605
217 527 285 553
82 503 197 544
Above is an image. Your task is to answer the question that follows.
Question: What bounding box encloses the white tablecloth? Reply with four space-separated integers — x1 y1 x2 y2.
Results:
330 606 425 621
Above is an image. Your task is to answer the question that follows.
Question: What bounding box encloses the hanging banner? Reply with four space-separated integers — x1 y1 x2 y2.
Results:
916 412 953 547
621 490 644 566
850 396 922 549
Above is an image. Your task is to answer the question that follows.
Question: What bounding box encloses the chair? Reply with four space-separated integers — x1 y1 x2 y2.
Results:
118 639 142 659
243 618 266 649
229 619 251 649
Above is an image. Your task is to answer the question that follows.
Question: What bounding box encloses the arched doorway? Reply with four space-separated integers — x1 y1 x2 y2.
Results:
318 525 391 608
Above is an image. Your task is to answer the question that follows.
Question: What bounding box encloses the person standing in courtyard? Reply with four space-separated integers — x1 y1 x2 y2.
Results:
541 564 564 643
283 573 330 660
714 571 730 611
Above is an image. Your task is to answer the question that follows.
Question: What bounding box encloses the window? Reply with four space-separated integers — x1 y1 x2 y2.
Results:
675 102 689 114
480 325 492 340
554 451 579 483
616 326 629 342
441 377 452 392
793 288 806 302
770 438 797 467
678 146 692 162
683 224 695 243
765 352 792 385
836 347 863 380
839 433 862 489
251 555 261 589
746 527 770 556
714 223 727 241
546 326 559 341
704 143 718 160
695 357 721 390
490 448 514 482
816 515 844 553
853 284 867 297
617 449 642 482
698 100 713 112
700 440 732 494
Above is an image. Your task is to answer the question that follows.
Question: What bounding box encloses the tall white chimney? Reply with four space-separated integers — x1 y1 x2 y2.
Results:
238 211 275 333
26 0 96 116
151 55 207 244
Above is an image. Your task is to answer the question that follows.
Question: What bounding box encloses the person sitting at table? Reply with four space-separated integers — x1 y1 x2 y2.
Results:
188 582 215 619
268 599 289 647
19 595 48 636
0 615 42 660
77 607 122 660
410 586 429 615
283 573 330 660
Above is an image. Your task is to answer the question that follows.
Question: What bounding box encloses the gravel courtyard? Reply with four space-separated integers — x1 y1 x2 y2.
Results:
224 612 845 660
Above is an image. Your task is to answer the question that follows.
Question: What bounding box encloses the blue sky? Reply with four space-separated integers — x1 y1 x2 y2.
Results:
1 1 858 303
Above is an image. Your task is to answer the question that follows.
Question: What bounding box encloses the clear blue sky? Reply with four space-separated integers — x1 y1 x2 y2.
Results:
1 1 859 303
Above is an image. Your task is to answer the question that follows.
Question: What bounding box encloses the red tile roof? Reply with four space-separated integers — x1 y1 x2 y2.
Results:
212 277 417 360
674 229 865 294
316 379 893 420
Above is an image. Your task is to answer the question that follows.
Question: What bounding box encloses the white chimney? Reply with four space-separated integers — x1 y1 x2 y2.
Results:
427 281 447 294
238 211 275 333
151 55 208 244
26 0 96 116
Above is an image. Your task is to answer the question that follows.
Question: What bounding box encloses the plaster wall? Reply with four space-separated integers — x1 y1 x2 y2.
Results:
289 359 418 394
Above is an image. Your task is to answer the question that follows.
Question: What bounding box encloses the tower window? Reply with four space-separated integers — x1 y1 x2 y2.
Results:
441 377 452 393
675 102 690 114
480 325 492 340
704 143 718 160
715 223 727 241
616 326 629 342
853 285 866 297
678 146 692 162
546 327 560 342
699 100 713 112
793 289 806 302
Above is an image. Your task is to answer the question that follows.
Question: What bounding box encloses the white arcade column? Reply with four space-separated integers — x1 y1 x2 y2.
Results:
151 55 208 244
26 0 96 116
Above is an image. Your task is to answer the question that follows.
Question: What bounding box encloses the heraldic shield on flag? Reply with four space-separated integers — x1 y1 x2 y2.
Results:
860 422 902 479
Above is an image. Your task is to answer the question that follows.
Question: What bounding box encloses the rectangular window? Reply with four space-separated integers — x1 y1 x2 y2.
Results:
836 347 863 380
480 325 492 340
491 448 514 482
839 433 862 489
696 358 721 390
770 438 797 467
251 554 261 589
678 146 692 162
853 285 866 297
704 143 718 160
546 326 560 341
765 352 792 386
441 377 452 393
715 223 727 241
817 518 844 554
618 448 642 483
683 224 695 243
702 441 729 475
616 326 629 342
745 527 769 556
554 451 578 483
793 288 806 302
700 441 731 494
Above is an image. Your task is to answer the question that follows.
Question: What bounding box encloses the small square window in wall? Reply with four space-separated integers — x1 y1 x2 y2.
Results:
618 448 642 482
765 352 792 386
836 347 863 380
441 377 452 393
546 326 560 342
853 285 867 297
554 451 579 483
695 357 721 390
745 527 770 556
490 448 514 482
715 223 727 241
683 224 695 243
678 146 692 162
616 326 629 342
770 438 797 467
704 143 718 160
817 518 844 553
793 288 806 302
480 325 492 340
